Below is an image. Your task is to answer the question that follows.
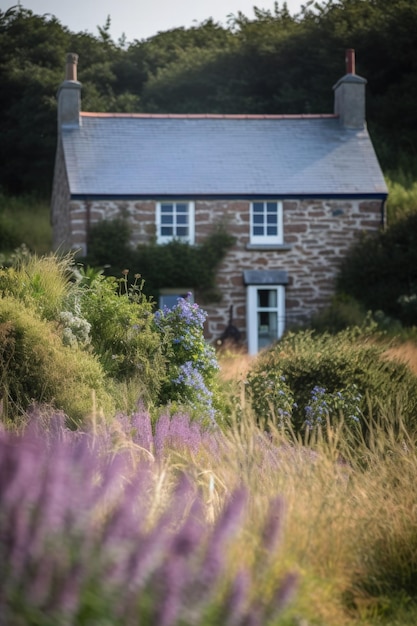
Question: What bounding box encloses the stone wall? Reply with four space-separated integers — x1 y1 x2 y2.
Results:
54 197 383 343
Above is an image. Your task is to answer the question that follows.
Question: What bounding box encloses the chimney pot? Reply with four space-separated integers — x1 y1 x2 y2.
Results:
65 53 79 81
346 48 355 74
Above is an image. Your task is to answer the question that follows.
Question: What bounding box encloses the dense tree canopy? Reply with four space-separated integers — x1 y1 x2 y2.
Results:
1 0 417 194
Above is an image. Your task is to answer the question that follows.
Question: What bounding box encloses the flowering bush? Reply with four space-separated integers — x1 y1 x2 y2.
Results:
58 309 91 347
154 295 220 423
247 329 417 435
246 369 295 431
304 385 362 430
0 413 298 625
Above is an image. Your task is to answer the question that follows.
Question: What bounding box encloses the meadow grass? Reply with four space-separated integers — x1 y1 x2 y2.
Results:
2 343 417 623
213 351 417 625
0 192 51 255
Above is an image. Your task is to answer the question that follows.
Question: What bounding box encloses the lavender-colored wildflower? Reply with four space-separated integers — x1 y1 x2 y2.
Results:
130 408 153 451
0 411 299 625
261 496 286 555
192 486 248 603
154 412 171 457
269 571 300 619
223 569 251 626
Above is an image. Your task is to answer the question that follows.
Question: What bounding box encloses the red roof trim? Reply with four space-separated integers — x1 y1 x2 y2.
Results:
81 112 338 120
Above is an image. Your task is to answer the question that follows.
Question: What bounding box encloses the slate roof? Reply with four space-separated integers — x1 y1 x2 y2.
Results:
61 113 388 198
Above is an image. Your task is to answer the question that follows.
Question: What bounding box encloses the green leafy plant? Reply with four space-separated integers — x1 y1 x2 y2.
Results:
0 296 114 423
84 218 235 303
337 212 417 326
77 271 167 402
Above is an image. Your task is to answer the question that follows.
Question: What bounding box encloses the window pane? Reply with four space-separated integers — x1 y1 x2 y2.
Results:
161 226 173 236
176 227 188 237
161 215 173 224
267 214 277 224
267 226 277 236
177 214 188 224
161 204 173 213
253 202 264 213
253 214 264 224
253 226 263 236
176 203 188 212
258 289 277 308
266 202 277 213
257 311 278 349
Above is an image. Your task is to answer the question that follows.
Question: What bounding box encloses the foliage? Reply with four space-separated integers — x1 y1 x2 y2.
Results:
154 295 220 423
84 218 235 303
308 294 369 334
386 176 417 223
246 328 417 435
0 296 114 422
0 250 224 422
85 217 135 273
76 271 167 401
0 250 74 321
303 384 362 430
0 412 298 625
337 212 417 325
0 193 51 255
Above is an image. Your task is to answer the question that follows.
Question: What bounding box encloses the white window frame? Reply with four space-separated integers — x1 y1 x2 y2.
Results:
156 201 195 244
246 285 285 355
250 201 283 245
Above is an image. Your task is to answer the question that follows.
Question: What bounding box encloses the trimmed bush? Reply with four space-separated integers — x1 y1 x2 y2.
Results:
247 328 417 435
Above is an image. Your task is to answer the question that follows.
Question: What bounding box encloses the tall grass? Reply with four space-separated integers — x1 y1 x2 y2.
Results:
385 176 417 223
3 394 417 624
0 193 51 255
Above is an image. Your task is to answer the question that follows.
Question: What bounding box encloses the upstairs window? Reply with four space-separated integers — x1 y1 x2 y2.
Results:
157 202 195 244
250 201 283 245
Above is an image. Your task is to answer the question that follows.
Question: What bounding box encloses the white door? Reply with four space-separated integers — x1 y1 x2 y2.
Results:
246 285 285 354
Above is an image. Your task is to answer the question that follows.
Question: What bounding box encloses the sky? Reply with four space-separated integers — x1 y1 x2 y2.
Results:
2 0 306 43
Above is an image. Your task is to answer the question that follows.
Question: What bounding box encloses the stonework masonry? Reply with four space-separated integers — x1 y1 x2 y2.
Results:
52 197 383 344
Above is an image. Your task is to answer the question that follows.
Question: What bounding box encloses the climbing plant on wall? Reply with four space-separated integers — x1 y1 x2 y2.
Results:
83 218 235 304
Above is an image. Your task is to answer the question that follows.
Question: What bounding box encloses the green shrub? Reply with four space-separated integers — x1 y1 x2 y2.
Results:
84 217 135 275
337 212 417 326
308 295 369 334
386 176 417 223
0 193 51 255
247 328 417 436
77 272 167 404
0 296 114 423
0 212 20 252
83 217 235 303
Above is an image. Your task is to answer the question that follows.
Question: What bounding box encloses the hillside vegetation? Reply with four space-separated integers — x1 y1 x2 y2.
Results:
0 0 417 196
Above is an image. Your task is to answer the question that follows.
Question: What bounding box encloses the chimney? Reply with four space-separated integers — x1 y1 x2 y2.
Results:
57 53 81 128
333 49 367 129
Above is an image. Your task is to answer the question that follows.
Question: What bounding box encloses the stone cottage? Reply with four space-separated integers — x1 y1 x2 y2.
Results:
51 50 387 354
